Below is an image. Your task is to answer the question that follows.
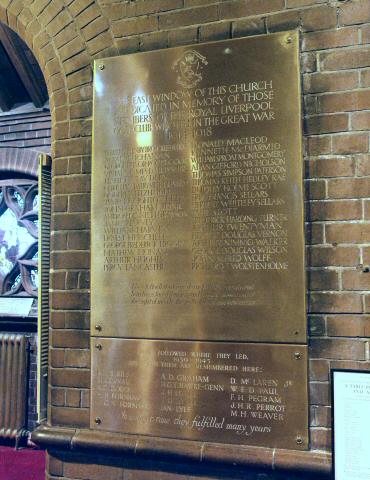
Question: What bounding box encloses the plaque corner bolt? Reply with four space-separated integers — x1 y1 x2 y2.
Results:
98 64 105 70
358 263 370 273
286 36 293 44
95 324 102 332
294 352 301 360
296 436 303 445
95 343 103 351
94 417 102 425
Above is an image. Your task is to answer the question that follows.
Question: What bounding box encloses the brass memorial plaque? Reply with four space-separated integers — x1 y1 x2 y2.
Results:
91 339 308 450
91 31 306 342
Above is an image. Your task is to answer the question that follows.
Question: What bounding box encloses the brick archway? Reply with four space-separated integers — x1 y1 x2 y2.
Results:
0 1 117 158
0 3 65 154
0 147 40 177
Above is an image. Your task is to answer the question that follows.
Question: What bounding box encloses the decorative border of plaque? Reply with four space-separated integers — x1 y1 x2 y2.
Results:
331 369 370 479
91 30 306 343
91 339 309 450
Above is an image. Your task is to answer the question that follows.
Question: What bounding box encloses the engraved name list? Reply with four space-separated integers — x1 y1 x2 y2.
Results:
91 32 308 450
92 32 305 342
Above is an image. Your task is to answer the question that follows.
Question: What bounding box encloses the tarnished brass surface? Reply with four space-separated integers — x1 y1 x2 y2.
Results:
91 338 308 450
91 31 306 342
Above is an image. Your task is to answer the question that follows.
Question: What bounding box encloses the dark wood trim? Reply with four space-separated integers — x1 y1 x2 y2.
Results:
32 424 332 475
0 317 37 333
0 76 13 111
0 24 47 108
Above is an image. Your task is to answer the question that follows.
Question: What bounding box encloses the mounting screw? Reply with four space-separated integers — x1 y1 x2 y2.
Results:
95 325 102 332
296 436 303 445
95 343 102 351
358 264 370 273
294 330 299 335
94 417 102 425
294 352 301 360
98 64 105 70
287 37 292 44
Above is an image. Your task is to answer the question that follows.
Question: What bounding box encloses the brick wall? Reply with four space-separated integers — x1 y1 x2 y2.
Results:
0 109 51 151
1 0 368 478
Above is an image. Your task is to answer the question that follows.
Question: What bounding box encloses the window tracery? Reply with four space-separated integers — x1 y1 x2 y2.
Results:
0 180 38 297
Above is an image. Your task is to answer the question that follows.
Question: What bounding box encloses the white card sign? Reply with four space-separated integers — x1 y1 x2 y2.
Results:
333 370 370 480
0 297 34 316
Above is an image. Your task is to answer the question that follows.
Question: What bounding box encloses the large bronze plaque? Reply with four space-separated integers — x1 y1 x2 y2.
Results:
91 31 306 342
91 339 308 450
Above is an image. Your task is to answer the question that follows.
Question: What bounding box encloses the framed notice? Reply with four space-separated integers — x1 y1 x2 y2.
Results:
332 370 370 480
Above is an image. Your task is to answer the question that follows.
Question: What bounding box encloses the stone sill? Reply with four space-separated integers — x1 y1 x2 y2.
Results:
32 424 332 475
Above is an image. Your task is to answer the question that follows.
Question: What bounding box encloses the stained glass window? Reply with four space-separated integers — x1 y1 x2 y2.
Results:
0 180 38 297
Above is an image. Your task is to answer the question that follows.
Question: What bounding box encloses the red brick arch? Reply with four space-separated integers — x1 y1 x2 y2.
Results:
0 147 40 177
0 3 65 152
0 0 117 158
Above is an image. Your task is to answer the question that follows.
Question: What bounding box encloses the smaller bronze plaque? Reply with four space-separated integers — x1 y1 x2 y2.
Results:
91 339 308 450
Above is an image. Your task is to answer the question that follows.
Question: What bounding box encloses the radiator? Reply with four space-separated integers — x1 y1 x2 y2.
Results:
0 334 29 446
